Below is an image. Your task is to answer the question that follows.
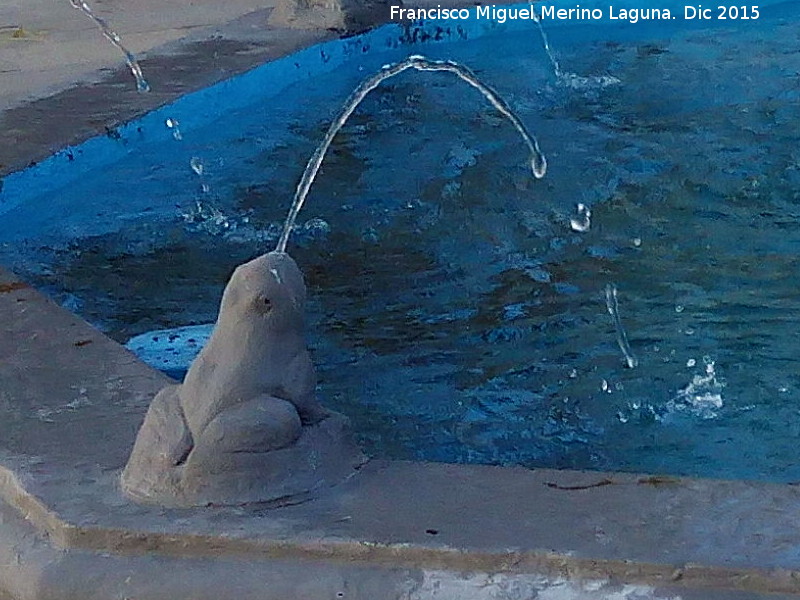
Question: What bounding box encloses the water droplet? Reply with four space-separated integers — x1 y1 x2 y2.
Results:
633 238 642 247
569 368 578 379
687 359 696 367
526 266 551 283
570 203 591 232
601 379 609 392
190 157 204 176
531 152 547 179
166 118 182 140
303 217 331 237
675 305 684 313
361 227 379 243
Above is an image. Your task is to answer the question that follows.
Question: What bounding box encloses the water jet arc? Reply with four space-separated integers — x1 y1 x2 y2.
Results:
275 55 547 253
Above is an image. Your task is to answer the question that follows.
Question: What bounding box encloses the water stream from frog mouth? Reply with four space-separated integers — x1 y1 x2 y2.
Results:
68 0 150 92
275 54 548 254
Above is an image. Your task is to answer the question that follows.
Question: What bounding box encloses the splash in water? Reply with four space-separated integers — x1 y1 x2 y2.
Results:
605 284 638 368
181 200 241 236
68 0 150 92
532 10 620 91
189 156 212 194
190 157 204 176
275 54 547 253
666 357 725 419
570 203 591 232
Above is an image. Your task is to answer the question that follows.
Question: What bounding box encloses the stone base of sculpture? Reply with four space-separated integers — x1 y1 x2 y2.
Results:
122 387 364 507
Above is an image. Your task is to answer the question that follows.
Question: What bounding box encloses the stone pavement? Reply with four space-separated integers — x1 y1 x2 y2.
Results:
0 0 278 111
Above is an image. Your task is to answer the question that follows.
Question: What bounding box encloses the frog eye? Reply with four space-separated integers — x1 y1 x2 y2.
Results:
256 294 273 313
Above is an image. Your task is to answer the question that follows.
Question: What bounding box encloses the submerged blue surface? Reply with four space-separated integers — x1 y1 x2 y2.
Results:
3 2 800 481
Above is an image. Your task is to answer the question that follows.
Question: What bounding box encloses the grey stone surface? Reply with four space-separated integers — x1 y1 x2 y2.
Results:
122 252 365 506
269 0 397 33
3 490 793 600
1 485 800 600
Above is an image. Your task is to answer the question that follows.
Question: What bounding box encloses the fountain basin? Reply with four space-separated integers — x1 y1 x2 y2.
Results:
3 1 800 598
4 0 800 481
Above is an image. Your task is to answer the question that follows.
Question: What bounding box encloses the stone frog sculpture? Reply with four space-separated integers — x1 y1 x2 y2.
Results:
122 252 365 507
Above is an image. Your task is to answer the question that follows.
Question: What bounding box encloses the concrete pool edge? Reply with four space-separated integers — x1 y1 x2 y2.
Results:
3 266 800 599
0 500 785 600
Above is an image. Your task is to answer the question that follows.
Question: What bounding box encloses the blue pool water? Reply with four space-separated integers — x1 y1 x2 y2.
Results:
3 2 800 481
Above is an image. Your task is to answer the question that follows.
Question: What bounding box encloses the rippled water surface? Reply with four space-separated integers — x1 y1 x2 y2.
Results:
4 5 800 481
